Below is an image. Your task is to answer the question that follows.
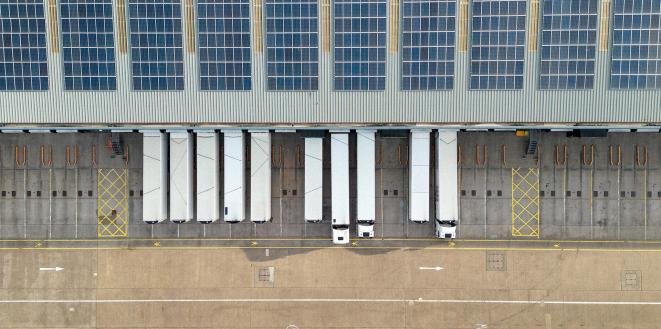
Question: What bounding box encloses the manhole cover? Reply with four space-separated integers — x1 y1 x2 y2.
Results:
486 251 506 271
622 270 641 291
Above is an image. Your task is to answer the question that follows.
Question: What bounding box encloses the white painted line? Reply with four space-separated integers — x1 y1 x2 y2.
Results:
0 298 660 306
419 266 444 271
39 267 63 272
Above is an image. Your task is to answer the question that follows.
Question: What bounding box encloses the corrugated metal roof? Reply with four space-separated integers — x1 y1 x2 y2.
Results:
0 0 658 126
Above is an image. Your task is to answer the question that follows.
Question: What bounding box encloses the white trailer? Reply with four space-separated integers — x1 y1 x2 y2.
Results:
304 137 323 222
250 131 272 223
196 131 220 223
435 130 459 239
142 131 168 224
356 130 376 238
331 132 350 244
223 130 245 223
169 132 194 223
409 129 430 223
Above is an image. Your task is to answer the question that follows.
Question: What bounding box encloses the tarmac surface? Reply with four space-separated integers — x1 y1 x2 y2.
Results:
2 240 661 328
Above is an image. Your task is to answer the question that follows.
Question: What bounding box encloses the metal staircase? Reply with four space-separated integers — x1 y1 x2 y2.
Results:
524 130 540 159
109 133 124 157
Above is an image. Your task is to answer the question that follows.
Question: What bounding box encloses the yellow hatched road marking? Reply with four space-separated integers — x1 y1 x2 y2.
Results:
511 168 540 237
97 169 129 238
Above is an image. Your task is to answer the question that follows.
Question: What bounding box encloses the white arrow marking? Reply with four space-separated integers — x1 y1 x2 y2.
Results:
419 266 444 271
39 267 63 272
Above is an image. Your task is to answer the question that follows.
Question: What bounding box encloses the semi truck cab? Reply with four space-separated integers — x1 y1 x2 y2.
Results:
332 223 350 244
356 220 375 238
435 219 457 239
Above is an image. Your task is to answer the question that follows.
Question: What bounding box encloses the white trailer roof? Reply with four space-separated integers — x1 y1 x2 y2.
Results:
196 132 220 222
169 132 194 222
356 130 375 222
142 132 168 223
223 130 245 222
409 130 431 222
304 138 323 222
250 132 271 222
331 133 350 225
436 130 459 221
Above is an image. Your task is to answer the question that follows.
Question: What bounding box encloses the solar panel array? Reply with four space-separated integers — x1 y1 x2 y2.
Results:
61 0 117 91
128 0 184 91
0 0 48 91
265 0 319 91
198 0 251 91
539 0 598 90
611 0 661 89
470 0 526 90
334 0 387 91
401 0 456 91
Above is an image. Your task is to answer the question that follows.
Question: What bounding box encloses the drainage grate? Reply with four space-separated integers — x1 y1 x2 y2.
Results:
622 270 641 291
486 251 506 271
258 268 272 281
254 266 275 288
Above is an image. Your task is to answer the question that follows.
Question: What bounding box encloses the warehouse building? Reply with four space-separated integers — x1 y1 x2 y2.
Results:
0 0 660 243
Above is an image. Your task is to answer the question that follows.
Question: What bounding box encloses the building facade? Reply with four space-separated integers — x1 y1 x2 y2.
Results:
0 0 660 127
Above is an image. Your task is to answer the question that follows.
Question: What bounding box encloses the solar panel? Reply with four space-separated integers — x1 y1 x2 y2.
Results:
611 0 661 89
539 0 598 90
198 0 251 91
61 0 117 91
402 0 456 91
0 0 48 91
128 0 184 91
470 0 526 90
265 0 319 91
334 0 387 91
